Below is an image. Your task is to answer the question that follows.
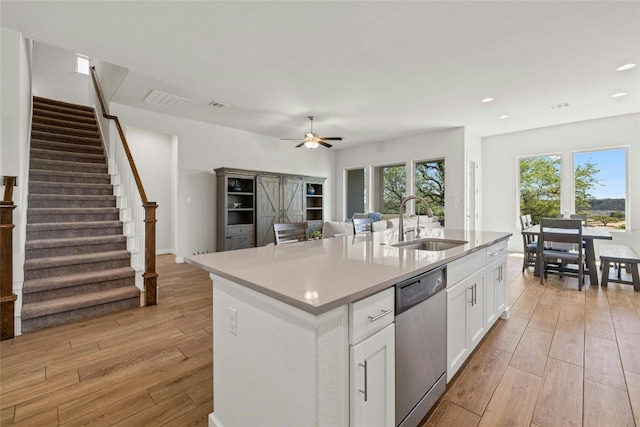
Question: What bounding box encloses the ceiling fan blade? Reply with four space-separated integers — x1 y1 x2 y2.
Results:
318 137 343 141
319 141 333 148
281 138 302 140
295 141 306 148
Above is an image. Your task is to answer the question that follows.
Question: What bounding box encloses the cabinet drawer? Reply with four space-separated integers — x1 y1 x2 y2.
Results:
486 239 508 263
448 249 486 287
227 224 254 236
349 288 394 345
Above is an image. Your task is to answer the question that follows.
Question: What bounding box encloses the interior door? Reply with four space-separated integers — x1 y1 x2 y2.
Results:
466 151 481 231
256 175 281 246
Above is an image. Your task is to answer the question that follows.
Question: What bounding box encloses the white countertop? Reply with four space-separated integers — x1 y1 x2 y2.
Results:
186 228 511 315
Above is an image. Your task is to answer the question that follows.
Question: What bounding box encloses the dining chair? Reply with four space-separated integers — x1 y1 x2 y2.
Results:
352 218 374 234
274 222 308 245
538 218 585 290
520 215 537 272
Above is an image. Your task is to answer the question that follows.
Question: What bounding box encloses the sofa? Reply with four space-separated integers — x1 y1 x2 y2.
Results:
322 212 442 238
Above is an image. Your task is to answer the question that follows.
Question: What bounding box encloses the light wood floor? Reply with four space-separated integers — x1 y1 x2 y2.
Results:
1 253 638 426
424 254 640 427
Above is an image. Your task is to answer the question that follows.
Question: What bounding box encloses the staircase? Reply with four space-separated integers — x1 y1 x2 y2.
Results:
21 96 140 333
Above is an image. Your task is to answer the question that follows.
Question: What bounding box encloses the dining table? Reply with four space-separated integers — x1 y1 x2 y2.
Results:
521 224 613 286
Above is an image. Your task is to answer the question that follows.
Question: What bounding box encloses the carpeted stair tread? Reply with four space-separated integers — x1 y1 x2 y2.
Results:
24 250 131 271
21 286 140 320
29 158 108 174
26 235 127 250
33 107 96 125
30 132 103 148
27 220 122 231
23 266 135 294
28 194 116 209
31 139 104 154
32 114 99 131
31 147 105 163
28 169 111 185
34 96 95 112
29 181 112 190
33 97 95 118
27 207 120 224
32 123 100 139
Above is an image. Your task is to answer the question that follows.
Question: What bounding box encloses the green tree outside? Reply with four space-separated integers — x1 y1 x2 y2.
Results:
381 165 406 213
415 160 445 219
519 156 561 224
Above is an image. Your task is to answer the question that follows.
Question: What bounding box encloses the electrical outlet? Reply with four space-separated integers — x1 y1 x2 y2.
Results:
228 307 237 336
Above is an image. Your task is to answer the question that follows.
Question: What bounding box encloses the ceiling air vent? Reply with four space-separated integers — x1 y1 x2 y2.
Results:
209 101 230 109
143 89 189 110
549 102 570 110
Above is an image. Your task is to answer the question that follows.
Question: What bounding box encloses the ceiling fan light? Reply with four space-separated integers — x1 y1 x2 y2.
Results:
304 140 320 149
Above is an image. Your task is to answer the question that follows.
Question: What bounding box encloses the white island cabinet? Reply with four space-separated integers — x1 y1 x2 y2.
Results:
186 228 511 427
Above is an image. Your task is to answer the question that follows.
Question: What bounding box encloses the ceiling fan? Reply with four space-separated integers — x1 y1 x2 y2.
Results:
281 116 343 149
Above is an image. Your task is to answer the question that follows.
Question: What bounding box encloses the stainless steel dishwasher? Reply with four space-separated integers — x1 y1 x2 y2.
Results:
395 265 447 427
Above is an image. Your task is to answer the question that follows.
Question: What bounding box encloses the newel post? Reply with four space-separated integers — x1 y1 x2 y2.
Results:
1 176 18 340
143 202 158 306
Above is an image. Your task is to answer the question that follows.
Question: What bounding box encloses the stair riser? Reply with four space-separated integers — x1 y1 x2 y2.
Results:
27 211 120 223
29 172 111 185
25 257 132 280
28 197 116 209
27 225 123 240
26 241 127 259
22 277 135 303
32 124 100 139
30 149 105 164
31 135 102 149
29 159 107 174
29 185 113 196
31 140 104 155
21 297 139 333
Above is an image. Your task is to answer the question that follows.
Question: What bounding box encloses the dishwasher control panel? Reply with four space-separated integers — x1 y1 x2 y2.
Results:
395 266 447 315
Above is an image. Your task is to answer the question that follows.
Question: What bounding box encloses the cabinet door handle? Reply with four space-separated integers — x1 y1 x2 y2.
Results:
368 308 393 322
489 251 498 257
472 283 477 305
468 286 474 306
359 360 368 402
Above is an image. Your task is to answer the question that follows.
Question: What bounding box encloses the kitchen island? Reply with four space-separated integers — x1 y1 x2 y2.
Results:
186 227 511 427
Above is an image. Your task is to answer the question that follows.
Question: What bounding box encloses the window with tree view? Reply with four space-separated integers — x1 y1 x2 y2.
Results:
574 148 627 230
415 159 445 220
374 164 406 214
519 155 561 224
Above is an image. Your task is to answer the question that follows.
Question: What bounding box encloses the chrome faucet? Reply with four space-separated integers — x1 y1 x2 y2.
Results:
398 195 433 242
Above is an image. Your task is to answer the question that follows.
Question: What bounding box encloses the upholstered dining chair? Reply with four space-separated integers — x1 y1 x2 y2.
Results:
352 218 374 234
538 218 585 290
274 222 308 245
520 215 537 272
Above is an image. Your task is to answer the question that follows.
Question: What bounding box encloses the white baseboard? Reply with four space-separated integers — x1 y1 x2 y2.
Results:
209 413 222 427
156 249 174 255
175 256 185 264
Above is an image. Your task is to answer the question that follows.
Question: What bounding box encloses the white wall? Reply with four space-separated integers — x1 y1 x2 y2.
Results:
32 42 88 105
125 125 176 254
1 27 33 332
334 128 467 229
110 103 335 260
483 113 640 253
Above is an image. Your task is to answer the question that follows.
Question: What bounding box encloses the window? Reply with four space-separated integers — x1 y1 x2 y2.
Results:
415 159 445 219
345 168 366 219
519 155 561 224
373 163 406 214
76 54 89 75
574 148 627 230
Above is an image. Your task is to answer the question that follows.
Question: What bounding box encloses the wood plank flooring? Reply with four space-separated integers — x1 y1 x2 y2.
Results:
424 253 640 427
2 253 639 426
1 255 213 426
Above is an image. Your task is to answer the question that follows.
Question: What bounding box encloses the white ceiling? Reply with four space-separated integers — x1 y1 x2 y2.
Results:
2 1 639 149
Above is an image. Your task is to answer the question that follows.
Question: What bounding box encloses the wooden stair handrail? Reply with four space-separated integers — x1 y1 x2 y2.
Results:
89 66 158 306
1 176 18 340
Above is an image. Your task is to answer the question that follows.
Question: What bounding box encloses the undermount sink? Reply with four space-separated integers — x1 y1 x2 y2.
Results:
392 238 468 251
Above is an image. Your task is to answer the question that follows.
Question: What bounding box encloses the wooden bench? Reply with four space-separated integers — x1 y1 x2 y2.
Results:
599 244 640 291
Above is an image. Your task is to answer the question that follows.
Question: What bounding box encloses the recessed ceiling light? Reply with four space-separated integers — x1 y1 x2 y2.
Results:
616 64 636 71
612 92 627 98
481 97 494 103
499 115 509 119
